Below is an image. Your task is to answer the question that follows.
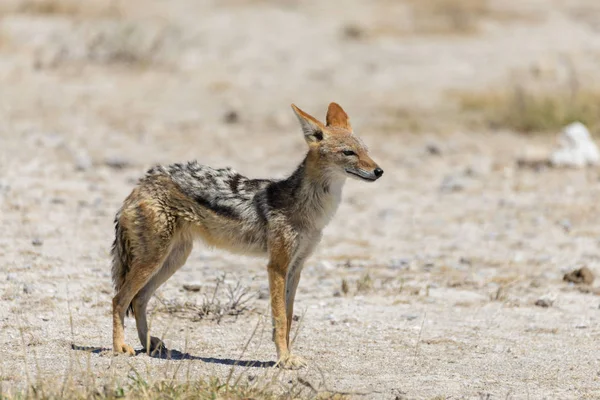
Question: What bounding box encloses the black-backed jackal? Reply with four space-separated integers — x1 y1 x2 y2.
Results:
111 103 383 369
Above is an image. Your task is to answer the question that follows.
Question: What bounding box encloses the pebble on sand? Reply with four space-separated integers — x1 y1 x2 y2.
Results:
534 296 554 308
563 267 594 285
550 122 600 168
182 283 202 292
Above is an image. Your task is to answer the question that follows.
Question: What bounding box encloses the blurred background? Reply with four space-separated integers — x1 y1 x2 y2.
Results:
2 0 600 397
2 0 600 144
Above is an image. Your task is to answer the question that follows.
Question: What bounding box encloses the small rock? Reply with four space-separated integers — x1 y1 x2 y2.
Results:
23 284 32 294
425 143 442 156
32 238 43 246
6 273 16 281
223 110 239 124
182 283 202 292
535 296 554 308
341 23 364 40
459 257 472 266
563 267 594 285
550 122 600 168
104 156 131 170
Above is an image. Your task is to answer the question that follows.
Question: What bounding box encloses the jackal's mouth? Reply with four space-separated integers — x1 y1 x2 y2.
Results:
345 169 378 182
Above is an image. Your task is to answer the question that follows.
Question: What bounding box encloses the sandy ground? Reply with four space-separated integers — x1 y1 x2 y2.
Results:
2 0 600 398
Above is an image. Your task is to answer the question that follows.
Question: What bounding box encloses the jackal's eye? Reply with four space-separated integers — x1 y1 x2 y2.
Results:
342 150 356 156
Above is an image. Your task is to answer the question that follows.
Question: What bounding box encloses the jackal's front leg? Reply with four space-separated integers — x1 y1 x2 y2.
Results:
267 241 306 370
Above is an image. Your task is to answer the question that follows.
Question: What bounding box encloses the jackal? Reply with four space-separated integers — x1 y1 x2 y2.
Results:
111 102 383 369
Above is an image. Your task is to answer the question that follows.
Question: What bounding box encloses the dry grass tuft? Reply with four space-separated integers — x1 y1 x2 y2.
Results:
355 273 374 294
455 84 600 134
338 273 380 296
157 274 255 323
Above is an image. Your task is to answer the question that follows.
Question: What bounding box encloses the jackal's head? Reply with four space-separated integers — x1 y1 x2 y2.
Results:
291 102 383 182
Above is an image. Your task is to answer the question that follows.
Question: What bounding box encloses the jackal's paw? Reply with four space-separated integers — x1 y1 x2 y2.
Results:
276 353 307 370
146 337 167 356
113 343 135 356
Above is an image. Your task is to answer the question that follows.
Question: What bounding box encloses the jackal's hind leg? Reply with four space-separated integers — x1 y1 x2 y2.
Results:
133 236 193 355
113 263 161 356
113 234 173 356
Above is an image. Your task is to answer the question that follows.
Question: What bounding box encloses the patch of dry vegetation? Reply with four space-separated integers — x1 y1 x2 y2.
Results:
338 273 375 296
1 286 347 400
156 275 255 323
338 270 418 297
455 84 600 133
1 371 347 399
344 0 534 39
28 20 181 69
0 0 176 68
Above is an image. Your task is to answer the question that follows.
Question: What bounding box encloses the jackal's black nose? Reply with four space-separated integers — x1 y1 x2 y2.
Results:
374 168 384 178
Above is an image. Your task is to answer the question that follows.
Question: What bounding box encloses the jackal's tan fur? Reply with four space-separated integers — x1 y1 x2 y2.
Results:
111 102 383 369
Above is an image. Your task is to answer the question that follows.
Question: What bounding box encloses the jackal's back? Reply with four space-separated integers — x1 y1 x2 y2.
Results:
119 162 272 261
148 161 272 219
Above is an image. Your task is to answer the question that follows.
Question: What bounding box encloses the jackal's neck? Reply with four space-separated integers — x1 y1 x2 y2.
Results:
280 152 346 229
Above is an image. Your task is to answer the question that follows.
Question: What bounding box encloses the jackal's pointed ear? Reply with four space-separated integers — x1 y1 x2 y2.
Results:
291 104 326 143
326 102 352 131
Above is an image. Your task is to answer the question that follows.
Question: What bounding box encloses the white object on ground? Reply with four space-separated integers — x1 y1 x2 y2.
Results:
550 122 600 167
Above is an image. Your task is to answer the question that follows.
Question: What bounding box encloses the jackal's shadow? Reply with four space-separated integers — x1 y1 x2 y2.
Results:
71 344 276 368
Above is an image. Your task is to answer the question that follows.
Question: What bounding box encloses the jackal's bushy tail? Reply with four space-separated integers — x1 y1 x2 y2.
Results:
111 212 134 316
